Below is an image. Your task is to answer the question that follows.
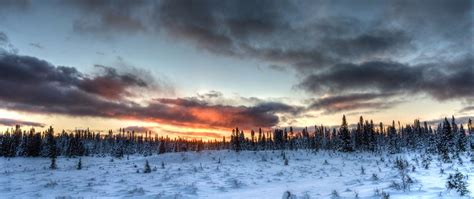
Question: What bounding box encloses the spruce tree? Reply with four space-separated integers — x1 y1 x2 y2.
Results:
339 115 353 152
439 118 453 162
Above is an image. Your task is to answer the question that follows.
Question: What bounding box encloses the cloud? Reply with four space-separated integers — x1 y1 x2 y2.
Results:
78 65 151 100
460 106 474 113
38 0 470 106
29 42 44 49
161 129 225 139
122 126 155 133
0 53 159 100
67 0 148 36
0 50 299 129
0 118 44 127
0 31 18 54
425 116 473 127
307 92 400 114
0 32 8 44
267 65 287 72
298 56 474 101
152 0 472 105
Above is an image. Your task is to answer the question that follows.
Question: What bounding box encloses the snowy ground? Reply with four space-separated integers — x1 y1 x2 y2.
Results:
1 150 473 198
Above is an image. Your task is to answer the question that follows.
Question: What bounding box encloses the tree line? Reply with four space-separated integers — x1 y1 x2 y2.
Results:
1 115 473 163
230 115 474 163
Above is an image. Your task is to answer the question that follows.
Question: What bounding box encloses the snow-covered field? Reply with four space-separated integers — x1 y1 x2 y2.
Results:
1 150 473 198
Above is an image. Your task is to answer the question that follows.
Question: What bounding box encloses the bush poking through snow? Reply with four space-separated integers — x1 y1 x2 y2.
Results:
371 173 379 181
446 171 469 196
381 191 390 199
144 160 151 173
50 157 57 170
393 158 413 191
323 160 329 165
282 191 297 199
330 190 340 199
77 158 82 170
44 180 58 188
227 178 245 189
127 187 145 195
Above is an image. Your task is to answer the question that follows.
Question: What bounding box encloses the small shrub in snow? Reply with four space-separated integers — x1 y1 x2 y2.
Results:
422 156 431 169
284 158 289 166
371 173 379 181
330 190 340 199
184 183 198 195
50 157 57 170
323 160 329 165
354 191 359 198
44 180 58 188
144 160 151 173
127 187 145 195
393 158 413 191
281 191 297 199
76 158 82 170
227 178 245 189
381 191 390 199
446 171 469 196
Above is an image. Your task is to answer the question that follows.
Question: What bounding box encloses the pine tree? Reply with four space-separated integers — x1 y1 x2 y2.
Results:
388 121 400 154
43 126 57 158
339 115 353 152
447 171 469 196
159 140 166 154
439 118 453 162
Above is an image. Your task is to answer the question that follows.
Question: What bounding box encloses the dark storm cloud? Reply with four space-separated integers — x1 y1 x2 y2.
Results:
298 56 474 101
0 118 44 127
307 93 400 114
155 0 472 101
0 53 152 100
62 0 415 70
2 1 471 115
156 0 415 71
50 0 471 103
78 65 150 100
67 0 148 35
0 51 297 129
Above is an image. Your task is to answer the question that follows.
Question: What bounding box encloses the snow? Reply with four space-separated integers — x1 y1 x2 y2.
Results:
1 150 473 198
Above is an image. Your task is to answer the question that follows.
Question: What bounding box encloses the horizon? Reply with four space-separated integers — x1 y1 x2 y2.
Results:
0 0 472 140
1 115 471 141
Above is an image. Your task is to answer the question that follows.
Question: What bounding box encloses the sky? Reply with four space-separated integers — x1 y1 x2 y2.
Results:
0 0 472 139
